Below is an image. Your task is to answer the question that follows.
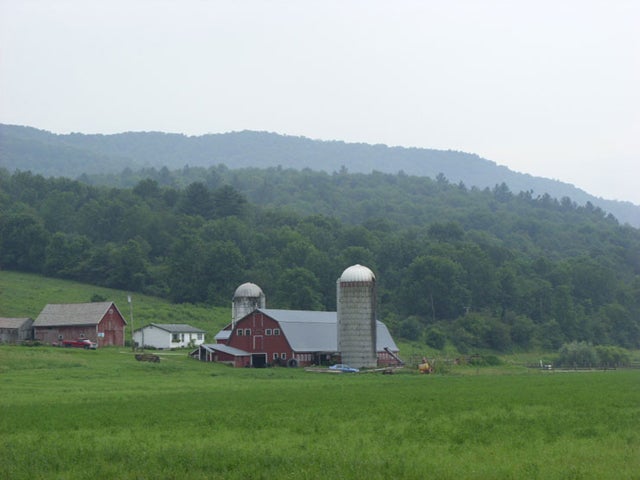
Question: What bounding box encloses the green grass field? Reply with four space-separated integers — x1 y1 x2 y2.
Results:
1 346 638 480
1 271 639 478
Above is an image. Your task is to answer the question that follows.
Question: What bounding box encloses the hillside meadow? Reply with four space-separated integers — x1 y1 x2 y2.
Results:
1 345 638 480
0 270 229 340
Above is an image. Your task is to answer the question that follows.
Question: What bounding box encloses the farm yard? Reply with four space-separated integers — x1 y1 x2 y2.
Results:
1 346 638 479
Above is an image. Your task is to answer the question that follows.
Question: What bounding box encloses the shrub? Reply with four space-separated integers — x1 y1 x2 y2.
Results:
556 341 598 368
91 293 108 302
397 316 424 341
429 358 451 374
594 345 630 368
509 313 536 348
424 326 446 350
467 354 503 366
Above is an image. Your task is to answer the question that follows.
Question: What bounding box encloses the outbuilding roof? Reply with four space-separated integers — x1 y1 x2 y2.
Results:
0 318 33 329
33 302 126 327
257 308 398 353
138 323 206 334
214 330 232 341
200 343 251 357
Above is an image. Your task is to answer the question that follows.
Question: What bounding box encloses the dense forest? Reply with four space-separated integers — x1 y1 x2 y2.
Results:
1 167 639 352
2 124 638 227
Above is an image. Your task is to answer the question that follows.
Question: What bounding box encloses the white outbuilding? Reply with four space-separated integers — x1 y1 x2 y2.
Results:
133 323 206 350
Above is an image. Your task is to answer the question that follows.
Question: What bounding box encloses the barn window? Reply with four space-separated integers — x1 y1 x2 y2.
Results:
58 335 63 340
236 329 243 336
273 353 279 360
244 329 251 336
273 329 280 336
79 333 85 338
265 329 272 336
281 353 287 360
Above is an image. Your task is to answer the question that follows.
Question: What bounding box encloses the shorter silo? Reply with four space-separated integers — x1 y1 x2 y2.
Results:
337 264 377 368
232 283 266 325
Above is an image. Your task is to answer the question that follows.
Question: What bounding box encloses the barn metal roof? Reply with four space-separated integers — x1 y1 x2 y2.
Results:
200 343 250 356
33 302 126 327
258 309 398 353
214 330 232 341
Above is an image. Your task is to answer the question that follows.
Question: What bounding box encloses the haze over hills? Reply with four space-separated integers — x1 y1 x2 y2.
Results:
1 123 638 227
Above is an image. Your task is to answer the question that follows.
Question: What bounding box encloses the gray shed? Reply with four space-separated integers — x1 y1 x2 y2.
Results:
0 318 34 343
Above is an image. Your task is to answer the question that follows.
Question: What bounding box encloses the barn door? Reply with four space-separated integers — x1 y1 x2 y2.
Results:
252 354 267 368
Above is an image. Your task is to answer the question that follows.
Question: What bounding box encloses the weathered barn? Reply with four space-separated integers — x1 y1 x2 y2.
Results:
195 308 399 368
33 302 127 347
133 323 206 350
0 317 34 344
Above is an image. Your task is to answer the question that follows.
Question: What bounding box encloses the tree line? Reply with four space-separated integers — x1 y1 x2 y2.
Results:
1 167 639 352
3 124 638 226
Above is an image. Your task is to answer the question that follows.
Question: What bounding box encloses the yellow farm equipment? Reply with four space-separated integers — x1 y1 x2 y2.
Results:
418 359 433 374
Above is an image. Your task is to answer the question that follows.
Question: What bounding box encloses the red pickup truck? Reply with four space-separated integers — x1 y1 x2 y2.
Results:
61 338 97 349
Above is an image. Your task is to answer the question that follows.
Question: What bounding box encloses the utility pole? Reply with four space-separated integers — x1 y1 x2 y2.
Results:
128 295 134 351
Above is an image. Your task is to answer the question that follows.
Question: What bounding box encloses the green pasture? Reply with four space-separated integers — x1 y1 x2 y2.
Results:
1 346 638 480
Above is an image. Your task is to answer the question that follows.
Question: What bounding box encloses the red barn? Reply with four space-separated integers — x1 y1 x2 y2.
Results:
33 302 127 347
192 308 400 368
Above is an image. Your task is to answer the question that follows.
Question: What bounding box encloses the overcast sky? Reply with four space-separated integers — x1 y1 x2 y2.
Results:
1 0 638 204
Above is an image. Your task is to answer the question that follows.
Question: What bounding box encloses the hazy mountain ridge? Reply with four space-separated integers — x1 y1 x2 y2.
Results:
1 123 638 227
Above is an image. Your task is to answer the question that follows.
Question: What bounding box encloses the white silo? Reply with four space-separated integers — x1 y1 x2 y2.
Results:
337 264 377 369
232 282 265 325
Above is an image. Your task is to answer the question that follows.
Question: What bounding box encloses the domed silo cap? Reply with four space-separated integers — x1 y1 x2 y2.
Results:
233 282 264 299
339 264 376 282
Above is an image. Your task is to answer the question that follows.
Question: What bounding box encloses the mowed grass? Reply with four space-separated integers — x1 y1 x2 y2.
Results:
1 346 638 479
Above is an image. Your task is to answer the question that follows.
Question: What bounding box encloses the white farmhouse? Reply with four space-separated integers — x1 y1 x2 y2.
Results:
134 323 206 350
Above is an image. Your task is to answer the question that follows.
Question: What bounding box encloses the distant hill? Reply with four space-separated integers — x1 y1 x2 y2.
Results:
1 123 638 227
